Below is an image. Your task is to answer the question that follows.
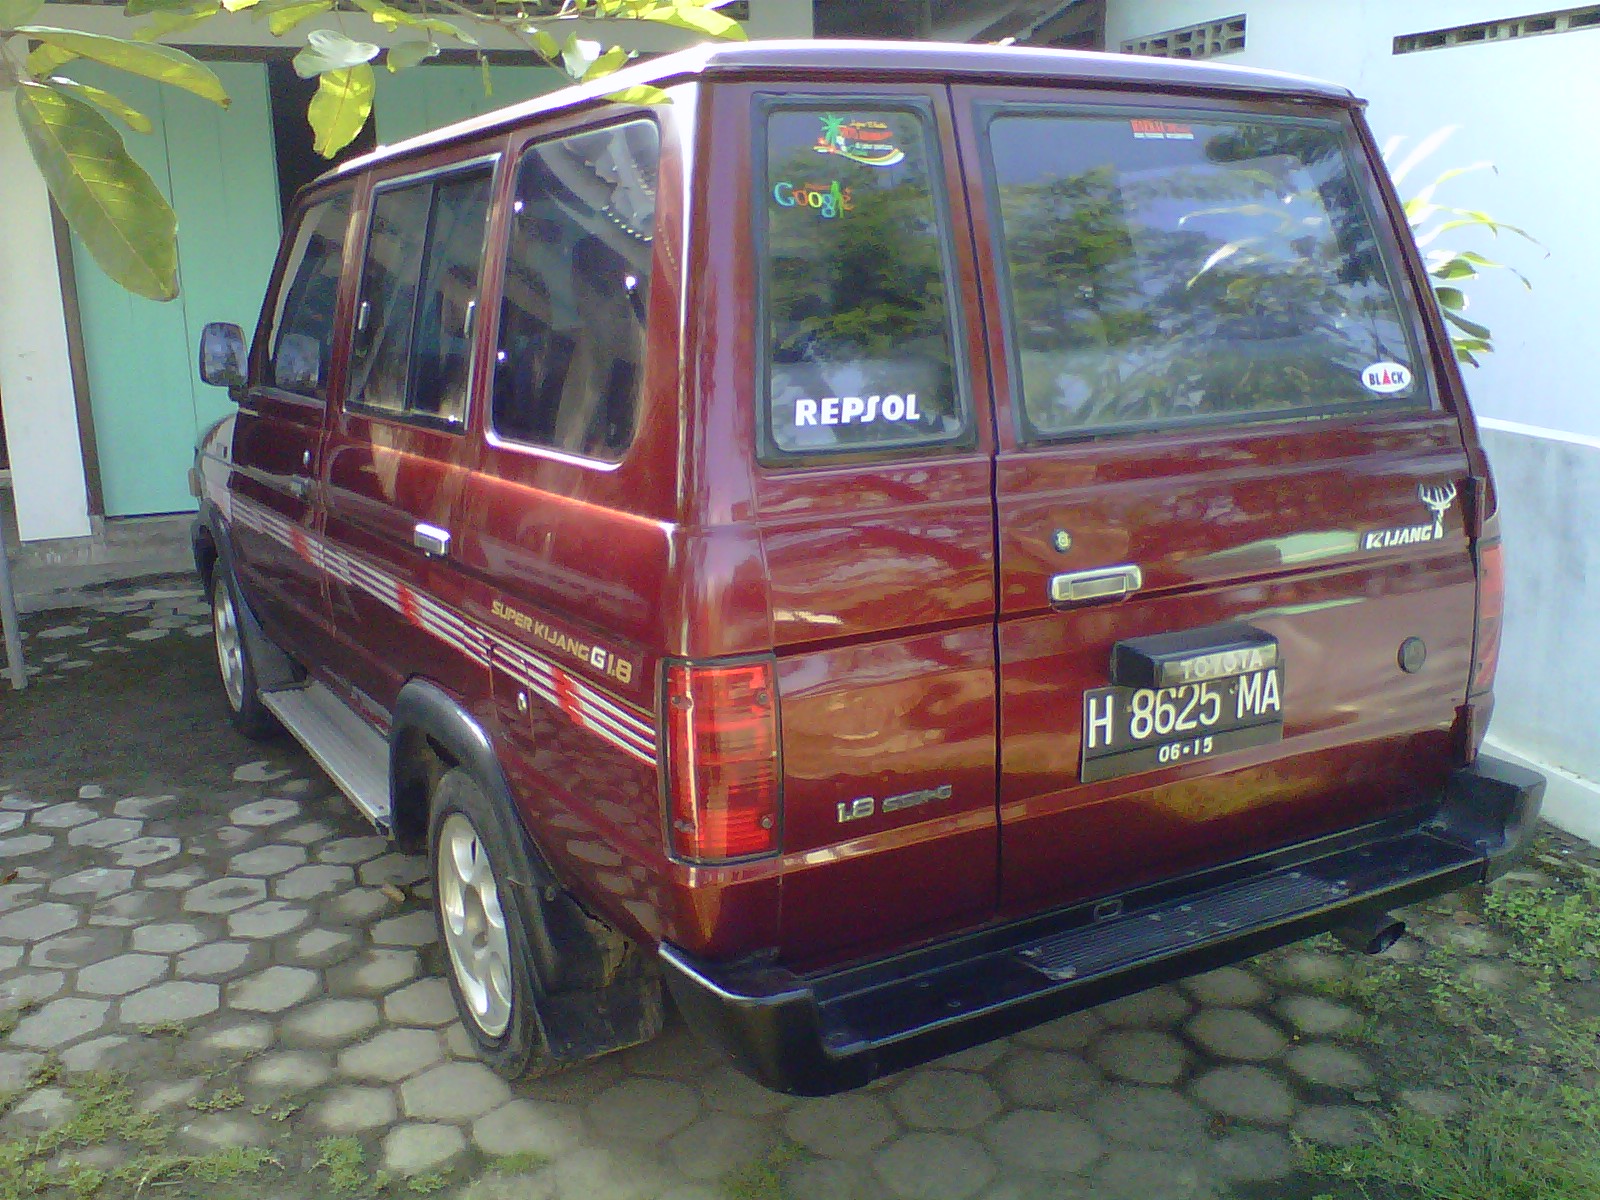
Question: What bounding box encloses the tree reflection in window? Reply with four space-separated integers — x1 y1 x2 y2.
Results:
989 114 1421 436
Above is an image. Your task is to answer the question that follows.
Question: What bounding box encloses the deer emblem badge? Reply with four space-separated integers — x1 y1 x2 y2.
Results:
1418 481 1457 539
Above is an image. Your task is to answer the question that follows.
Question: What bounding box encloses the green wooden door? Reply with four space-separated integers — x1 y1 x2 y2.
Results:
71 61 282 517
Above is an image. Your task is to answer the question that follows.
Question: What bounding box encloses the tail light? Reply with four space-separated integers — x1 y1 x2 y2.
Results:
1470 536 1503 697
663 660 780 862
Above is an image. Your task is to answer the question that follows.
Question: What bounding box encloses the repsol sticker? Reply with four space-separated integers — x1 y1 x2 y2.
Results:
773 180 854 218
1361 362 1412 394
794 394 921 427
813 114 905 168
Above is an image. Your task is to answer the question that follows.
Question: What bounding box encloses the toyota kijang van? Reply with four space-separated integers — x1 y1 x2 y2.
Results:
192 40 1543 1094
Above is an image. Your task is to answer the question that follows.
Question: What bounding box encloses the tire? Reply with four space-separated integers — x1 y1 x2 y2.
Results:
210 566 279 740
428 767 549 1079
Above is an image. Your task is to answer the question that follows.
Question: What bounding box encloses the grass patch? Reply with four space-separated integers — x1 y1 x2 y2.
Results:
1485 880 1600 981
0 1072 278 1200
405 1171 450 1194
486 1151 550 1175
187 1086 244 1113
720 1141 801 1200
314 1136 391 1196
1304 1082 1600 1200
136 1020 188 1040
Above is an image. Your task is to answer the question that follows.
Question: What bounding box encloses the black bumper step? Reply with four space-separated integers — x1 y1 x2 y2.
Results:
661 758 1544 1095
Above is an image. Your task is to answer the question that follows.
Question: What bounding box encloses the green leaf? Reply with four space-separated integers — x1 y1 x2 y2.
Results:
16 27 229 107
13 80 177 300
307 63 373 157
385 38 438 72
47 75 153 132
123 0 205 15
641 1 745 40
605 83 669 106
528 27 559 60
293 28 381 78
1441 307 1491 340
350 0 475 44
479 52 491 97
1429 256 1476 281
560 33 600 78
266 0 331 36
221 0 261 10
133 4 220 42
1434 286 1466 311
581 44 629 81
0 0 44 27
26 42 78 76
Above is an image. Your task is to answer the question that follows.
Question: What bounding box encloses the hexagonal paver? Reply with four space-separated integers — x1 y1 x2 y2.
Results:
119 980 220 1025
371 911 437 948
1096 985 1191 1028
50 868 136 900
32 802 98 829
0 971 66 1009
996 1049 1102 1108
873 1132 996 1200
471 1098 588 1159
785 1093 897 1159
0 834 54 858
327 949 422 995
338 1028 446 1082
318 836 389 865
67 818 143 848
1212 1129 1295 1183
283 928 360 968
358 854 429 888
1091 1029 1190 1085
11 997 110 1049
132 923 208 954
280 821 336 845
310 1086 400 1133
1182 966 1270 1008
1293 1104 1374 1147
666 1114 771 1181
1285 1043 1374 1089
1094 1148 1213 1200
90 892 171 927
384 1123 465 1175
228 798 300 826
230 844 307 876
227 901 311 940
1190 1065 1295 1125
182 878 268 915
29 927 124 968
585 1078 700 1142
113 795 175 820
176 941 253 979
1277 995 1361 1037
0 902 81 942
1089 1085 1209 1153
228 966 319 1013
112 837 182 868
246 1050 334 1091
282 998 381 1046
78 954 168 997
327 889 394 925
889 1070 1001 1131
401 1062 512 1120
274 864 353 900
1013 1010 1103 1051
1185 1008 1288 1061
984 1109 1103 1176
383 979 457 1028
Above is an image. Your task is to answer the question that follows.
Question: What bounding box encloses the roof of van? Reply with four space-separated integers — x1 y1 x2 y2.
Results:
332 38 1358 178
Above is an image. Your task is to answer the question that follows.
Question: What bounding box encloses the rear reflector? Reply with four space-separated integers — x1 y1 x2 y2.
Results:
664 660 780 862
1470 538 1503 698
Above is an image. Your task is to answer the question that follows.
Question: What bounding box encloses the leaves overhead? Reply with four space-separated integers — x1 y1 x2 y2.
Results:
46 75 155 133
15 26 230 107
0 0 43 28
307 63 375 157
292 28 382 78
12 80 179 300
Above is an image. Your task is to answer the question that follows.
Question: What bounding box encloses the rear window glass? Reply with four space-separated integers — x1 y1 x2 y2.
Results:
986 111 1424 438
762 106 967 457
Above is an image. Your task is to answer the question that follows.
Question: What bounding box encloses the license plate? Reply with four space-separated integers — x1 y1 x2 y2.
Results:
1080 667 1285 783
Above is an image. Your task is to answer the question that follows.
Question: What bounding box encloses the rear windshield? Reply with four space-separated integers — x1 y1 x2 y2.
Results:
761 105 968 458
985 110 1425 438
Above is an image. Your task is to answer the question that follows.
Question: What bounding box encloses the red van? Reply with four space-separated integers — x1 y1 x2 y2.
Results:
193 40 1543 1094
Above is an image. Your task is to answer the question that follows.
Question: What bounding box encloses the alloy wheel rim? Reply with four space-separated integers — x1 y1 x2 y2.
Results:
212 577 246 712
437 812 514 1038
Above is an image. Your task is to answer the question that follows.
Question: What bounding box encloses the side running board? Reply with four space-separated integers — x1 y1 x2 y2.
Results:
261 683 392 833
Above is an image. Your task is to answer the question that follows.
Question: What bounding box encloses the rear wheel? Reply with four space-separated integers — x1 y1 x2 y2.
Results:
429 768 548 1079
210 567 278 740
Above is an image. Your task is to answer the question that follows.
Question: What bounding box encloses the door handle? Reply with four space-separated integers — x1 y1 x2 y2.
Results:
413 523 451 558
1049 564 1143 606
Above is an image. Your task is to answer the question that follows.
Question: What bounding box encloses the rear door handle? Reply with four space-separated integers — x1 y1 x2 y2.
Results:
1049 564 1143 606
413 523 451 558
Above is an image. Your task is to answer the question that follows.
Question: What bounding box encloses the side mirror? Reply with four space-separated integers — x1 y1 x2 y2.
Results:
199 322 247 389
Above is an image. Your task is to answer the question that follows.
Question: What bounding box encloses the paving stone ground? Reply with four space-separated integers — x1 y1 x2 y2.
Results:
0 589 1585 1199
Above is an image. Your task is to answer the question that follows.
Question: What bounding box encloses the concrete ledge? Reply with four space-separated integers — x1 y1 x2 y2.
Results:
1485 737 1600 848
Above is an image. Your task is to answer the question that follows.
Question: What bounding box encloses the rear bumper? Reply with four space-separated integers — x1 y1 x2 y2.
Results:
661 756 1543 1096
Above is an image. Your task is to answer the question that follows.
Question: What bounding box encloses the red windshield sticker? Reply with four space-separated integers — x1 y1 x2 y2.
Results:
1131 119 1196 141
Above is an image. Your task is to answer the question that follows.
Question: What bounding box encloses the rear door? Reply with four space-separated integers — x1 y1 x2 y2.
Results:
954 89 1477 916
737 88 1001 968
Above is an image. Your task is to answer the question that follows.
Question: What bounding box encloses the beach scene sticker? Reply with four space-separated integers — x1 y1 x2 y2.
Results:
1131 118 1195 140
814 114 906 168
1361 362 1413 394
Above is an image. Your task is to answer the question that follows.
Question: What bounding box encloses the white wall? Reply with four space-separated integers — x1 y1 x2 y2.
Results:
1107 1 1600 824
0 95 93 544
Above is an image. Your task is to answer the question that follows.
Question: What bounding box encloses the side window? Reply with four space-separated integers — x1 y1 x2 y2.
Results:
761 105 967 458
490 121 659 461
347 167 493 428
265 191 351 399
986 111 1425 439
